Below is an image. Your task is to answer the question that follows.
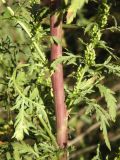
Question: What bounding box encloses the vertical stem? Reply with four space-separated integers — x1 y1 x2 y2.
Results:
50 0 68 159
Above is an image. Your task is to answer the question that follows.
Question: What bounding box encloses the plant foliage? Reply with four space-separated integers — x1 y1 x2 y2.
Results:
0 0 120 159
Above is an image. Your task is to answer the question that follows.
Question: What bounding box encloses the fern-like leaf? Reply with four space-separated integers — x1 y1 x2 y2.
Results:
86 100 111 150
66 0 87 24
12 141 39 158
97 84 117 121
12 101 31 141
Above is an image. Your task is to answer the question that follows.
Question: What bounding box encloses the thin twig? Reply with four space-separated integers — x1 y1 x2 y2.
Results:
68 122 100 147
69 132 120 159
69 145 97 159
68 109 120 147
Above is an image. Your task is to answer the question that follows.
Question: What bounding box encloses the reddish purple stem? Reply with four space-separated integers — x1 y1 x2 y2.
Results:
50 0 68 159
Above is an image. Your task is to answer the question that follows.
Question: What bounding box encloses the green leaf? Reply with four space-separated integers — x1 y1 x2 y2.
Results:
67 0 86 24
51 54 78 70
84 23 96 34
6 152 12 160
64 0 68 5
86 100 111 150
104 64 120 77
13 149 21 160
51 36 62 45
12 141 39 158
30 87 39 100
100 115 111 150
13 103 30 141
104 56 112 65
96 107 111 150
97 84 117 121
80 76 97 90
92 145 102 160
16 71 27 86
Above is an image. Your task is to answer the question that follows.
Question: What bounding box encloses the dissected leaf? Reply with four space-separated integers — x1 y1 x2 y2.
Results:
66 0 87 24
97 84 117 121
12 141 39 158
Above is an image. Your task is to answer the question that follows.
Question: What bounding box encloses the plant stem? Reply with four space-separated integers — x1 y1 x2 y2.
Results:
50 0 68 159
